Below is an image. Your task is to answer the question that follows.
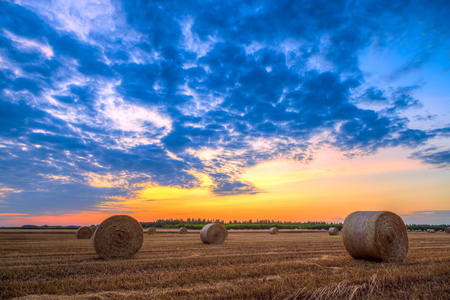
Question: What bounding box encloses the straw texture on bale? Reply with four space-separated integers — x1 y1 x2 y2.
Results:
200 223 228 244
93 215 143 260
329 227 339 235
179 227 187 234
269 227 279 235
342 211 408 262
446 227 450 234
76 226 93 239
147 227 156 234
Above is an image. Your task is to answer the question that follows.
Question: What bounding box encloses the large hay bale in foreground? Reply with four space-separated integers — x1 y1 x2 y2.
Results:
76 226 93 239
270 227 279 235
179 227 187 234
329 227 339 236
446 228 450 234
342 211 408 262
147 227 156 234
200 223 228 244
93 215 143 260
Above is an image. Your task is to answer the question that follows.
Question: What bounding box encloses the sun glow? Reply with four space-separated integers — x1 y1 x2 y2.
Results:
1 147 449 227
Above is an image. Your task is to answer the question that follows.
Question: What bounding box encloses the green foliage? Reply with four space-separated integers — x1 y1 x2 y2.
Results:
140 219 344 230
139 219 450 231
406 224 449 231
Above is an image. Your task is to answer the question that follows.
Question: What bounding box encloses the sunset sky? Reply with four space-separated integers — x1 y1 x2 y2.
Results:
0 0 449 227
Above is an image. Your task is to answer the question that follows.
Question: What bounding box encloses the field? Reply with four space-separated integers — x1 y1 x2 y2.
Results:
1 230 449 299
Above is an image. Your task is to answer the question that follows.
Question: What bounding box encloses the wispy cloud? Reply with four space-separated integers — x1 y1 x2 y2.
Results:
0 213 29 216
410 148 450 168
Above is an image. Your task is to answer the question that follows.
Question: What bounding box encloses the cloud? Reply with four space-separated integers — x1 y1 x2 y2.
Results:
0 186 23 198
395 51 432 76
361 87 387 102
212 179 261 197
0 0 447 215
410 148 450 168
429 127 450 137
3 29 54 59
0 213 29 216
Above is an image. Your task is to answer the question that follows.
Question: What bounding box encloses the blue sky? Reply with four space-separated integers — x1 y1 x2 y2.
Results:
0 0 449 225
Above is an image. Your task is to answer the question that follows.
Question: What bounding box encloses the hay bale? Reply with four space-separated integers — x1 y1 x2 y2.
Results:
179 227 187 234
76 226 93 239
329 227 339 235
91 226 98 234
428 229 435 233
147 227 156 234
200 223 228 244
270 227 279 235
342 211 408 262
445 228 450 234
93 215 143 260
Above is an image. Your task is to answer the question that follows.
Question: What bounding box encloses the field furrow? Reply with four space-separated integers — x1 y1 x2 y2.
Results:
1 231 449 299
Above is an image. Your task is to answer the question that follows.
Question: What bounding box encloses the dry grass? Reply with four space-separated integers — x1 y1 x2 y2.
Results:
1 230 449 299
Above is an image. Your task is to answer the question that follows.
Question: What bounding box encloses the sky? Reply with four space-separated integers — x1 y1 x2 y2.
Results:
0 0 449 226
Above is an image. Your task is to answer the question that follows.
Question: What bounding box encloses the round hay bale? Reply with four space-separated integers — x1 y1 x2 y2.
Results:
329 227 339 235
342 211 408 262
147 227 156 234
179 227 187 234
200 223 228 244
91 226 98 234
428 229 435 233
76 226 93 239
93 215 143 260
445 228 450 234
269 227 279 235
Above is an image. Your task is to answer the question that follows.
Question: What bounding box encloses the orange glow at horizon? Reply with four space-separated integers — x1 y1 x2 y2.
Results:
120 147 449 223
0 211 116 227
1 147 449 227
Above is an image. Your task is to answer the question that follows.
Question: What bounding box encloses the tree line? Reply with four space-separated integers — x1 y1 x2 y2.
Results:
140 218 450 231
140 218 343 230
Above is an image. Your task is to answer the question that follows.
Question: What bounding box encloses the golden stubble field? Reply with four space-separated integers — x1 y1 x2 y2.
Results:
0 230 449 299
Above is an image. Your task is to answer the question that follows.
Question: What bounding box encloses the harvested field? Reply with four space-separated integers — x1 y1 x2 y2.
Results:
0 230 449 299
